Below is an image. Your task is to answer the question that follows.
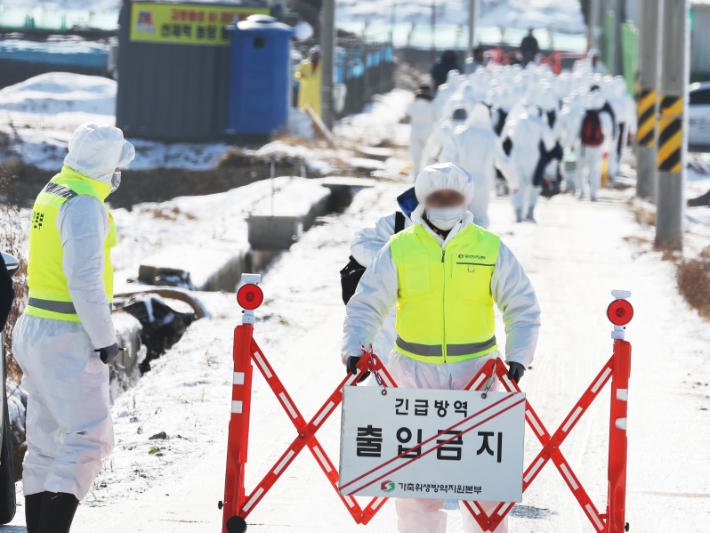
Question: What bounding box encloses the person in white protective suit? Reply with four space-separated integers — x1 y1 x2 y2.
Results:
606 76 637 179
432 70 462 121
348 187 418 368
574 48 607 76
342 162 541 533
489 86 516 137
557 91 588 193
420 106 468 168
407 85 438 177
577 90 613 201
13 123 134 533
440 103 518 228
441 81 476 123
468 67 491 104
503 109 556 222
537 85 564 185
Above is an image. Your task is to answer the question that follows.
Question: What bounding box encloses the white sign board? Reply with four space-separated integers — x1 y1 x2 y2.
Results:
339 387 526 502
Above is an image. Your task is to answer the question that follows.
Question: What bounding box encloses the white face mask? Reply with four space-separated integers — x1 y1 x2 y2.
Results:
110 171 121 193
425 205 465 231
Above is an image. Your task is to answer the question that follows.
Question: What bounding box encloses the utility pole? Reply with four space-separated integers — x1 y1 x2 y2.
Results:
587 0 601 50
613 0 626 76
467 0 477 60
636 0 660 200
320 0 335 130
655 0 688 250
430 0 436 62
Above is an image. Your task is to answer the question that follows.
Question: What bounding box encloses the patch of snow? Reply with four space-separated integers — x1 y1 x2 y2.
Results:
334 88 412 147
255 140 332 175
0 72 115 115
111 176 331 292
127 140 232 171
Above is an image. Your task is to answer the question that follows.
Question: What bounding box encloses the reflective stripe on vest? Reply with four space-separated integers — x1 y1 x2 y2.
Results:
25 167 116 323
395 335 498 358
28 298 113 316
390 223 501 364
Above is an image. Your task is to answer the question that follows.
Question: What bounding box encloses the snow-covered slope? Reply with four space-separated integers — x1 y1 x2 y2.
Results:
0 71 115 115
339 0 585 32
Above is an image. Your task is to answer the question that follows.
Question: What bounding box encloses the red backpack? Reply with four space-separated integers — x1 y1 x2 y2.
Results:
581 110 603 146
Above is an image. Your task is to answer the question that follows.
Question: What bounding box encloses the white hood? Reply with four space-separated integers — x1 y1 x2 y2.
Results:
64 122 135 184
469 102 493 130
446 69 462 87
415 162 474 205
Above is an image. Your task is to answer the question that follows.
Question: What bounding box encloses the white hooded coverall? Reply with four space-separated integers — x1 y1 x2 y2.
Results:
13 123 135 500
421 117 465 169
440 105 518 229
606 77 637 179
407 97 438 177
504 111 556 221
578 92 613 201
349 210 413 365
342 164 541 533
432 71 462 122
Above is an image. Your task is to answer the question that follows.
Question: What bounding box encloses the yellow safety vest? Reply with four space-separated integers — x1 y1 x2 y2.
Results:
390 223 500 363
25 167 117 322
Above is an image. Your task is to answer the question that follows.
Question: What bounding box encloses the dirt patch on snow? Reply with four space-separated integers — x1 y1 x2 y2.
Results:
677 258 710 319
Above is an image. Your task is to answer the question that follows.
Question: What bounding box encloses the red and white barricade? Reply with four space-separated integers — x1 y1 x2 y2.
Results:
220 277 633 533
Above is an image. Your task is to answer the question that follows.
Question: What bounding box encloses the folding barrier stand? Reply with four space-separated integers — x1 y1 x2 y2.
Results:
220 278 633 533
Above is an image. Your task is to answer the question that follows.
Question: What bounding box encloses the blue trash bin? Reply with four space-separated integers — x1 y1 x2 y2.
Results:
226 15 294 135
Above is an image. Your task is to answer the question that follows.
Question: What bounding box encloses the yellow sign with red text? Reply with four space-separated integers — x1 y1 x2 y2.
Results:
129 2 269 46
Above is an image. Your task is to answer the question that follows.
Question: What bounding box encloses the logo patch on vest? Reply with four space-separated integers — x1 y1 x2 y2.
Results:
458 254 486 260
32 211 44 229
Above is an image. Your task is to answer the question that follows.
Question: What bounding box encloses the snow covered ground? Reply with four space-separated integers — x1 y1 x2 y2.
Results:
3 181 709 532
111 176 331 292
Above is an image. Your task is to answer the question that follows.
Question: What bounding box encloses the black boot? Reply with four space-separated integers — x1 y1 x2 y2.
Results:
37 492 79 533
25 492 46 533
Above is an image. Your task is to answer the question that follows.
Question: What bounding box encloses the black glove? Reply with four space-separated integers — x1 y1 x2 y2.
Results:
346 356 370 384
96 343 122 365
507 362 525 384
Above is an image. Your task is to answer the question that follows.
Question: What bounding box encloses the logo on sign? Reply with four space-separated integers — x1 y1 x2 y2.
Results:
136 10 156 33
381 481 395 493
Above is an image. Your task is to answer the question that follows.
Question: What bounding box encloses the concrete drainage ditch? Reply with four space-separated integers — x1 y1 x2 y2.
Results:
108 177 369 396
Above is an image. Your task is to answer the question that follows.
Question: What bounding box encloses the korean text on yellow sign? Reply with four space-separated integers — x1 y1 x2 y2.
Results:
130 2 270 46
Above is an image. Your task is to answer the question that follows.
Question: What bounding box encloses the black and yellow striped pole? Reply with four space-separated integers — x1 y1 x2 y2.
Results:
655 0 687 251
657 96 683 173
636 89 657 147
636 0 660 200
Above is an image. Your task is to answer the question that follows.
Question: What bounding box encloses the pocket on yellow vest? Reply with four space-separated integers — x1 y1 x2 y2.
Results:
403 251 430 292
453 262 494 300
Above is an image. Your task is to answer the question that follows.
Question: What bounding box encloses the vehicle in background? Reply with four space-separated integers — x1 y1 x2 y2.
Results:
689 82 710 151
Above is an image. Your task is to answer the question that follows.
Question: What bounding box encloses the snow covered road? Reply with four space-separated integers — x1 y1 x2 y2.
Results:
4 184 710 532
